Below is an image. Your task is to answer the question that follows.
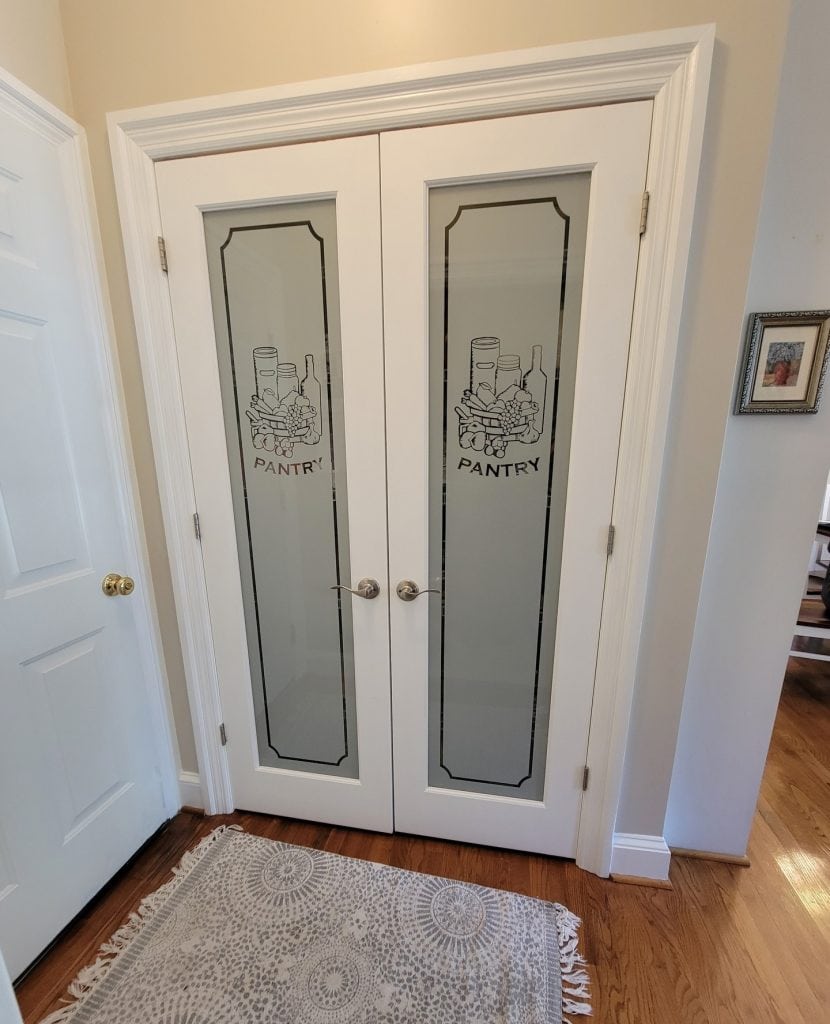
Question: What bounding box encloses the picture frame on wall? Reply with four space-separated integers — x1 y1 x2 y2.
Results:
735 310 830 414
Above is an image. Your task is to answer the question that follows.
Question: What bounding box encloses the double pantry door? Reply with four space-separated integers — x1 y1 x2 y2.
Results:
157 101 651 858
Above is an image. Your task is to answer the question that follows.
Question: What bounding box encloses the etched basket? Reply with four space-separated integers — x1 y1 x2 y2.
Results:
470 408 533 437
256 408 315 440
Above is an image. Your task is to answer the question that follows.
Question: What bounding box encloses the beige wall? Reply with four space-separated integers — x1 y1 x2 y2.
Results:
0 0 72 112
57 0 789 840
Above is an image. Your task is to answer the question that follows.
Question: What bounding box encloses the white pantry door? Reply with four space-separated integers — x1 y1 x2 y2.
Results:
0 88 168 977
382 103 652 855
155 104 649 856
156 136 393 831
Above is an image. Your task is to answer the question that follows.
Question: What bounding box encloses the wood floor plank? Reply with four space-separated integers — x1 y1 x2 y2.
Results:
14 658 830 1023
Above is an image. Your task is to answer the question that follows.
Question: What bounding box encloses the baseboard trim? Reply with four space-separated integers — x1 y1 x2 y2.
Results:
610 832 671 881
610 873 673 890
670 846 750 867
178 770 203 810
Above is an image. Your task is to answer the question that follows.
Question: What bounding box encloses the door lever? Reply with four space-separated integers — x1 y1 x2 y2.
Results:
396 579 441 602
330 578 380 600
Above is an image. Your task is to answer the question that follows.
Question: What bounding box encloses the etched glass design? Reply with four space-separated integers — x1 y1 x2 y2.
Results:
204 201 358 778
427 174 590 799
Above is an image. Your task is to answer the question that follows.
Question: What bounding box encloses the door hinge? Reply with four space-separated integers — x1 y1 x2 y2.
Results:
639 191 650 236
582 765 590 791
157 235 168 273
193 512 202 541
219 722 227 746
606 523 616 557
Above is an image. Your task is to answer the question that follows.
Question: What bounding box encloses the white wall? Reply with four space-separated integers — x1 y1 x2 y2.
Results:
665 0 830 855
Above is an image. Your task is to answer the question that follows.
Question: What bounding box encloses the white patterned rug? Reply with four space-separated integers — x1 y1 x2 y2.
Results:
42 826 591 1024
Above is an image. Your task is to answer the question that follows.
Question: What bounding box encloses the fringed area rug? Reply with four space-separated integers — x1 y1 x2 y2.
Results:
42 826 591 1024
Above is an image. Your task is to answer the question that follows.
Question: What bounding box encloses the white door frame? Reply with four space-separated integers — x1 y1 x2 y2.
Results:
0 950 22 1023
0 66 180 818
108 25 714 876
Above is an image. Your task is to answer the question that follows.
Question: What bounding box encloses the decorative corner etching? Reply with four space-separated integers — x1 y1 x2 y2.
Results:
246 345 322 458
455 336 547 457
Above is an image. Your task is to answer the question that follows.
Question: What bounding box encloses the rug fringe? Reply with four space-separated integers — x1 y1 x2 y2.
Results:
555 905 592 1020
37 825 241 1024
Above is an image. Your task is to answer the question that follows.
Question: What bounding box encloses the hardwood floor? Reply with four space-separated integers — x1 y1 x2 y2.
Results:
15 658 829 1023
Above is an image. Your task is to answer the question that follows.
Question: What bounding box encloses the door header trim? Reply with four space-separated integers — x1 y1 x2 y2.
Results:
110 26 712 159
108 25 714 877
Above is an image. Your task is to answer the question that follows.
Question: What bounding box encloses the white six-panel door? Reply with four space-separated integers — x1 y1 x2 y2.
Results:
0 81 168 977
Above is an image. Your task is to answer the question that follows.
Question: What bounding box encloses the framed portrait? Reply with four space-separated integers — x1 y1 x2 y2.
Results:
735 310 830 414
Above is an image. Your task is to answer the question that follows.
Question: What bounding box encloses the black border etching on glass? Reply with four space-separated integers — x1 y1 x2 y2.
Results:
439 196 570 787
220 220 349 767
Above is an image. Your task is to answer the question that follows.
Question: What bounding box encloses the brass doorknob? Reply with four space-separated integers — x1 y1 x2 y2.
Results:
102 573 136 597
118 575 135 596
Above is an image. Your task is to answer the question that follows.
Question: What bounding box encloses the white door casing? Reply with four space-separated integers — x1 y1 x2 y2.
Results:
0 952 23 1024
109 27 714 875
156 136 393 831
0 69 174 977
382 103 652 855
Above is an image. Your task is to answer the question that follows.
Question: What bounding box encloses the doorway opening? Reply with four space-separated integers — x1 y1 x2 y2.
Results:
760 471 830 896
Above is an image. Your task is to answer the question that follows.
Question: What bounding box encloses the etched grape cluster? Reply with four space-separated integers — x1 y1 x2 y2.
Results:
282 404 304 435
500 399 524 431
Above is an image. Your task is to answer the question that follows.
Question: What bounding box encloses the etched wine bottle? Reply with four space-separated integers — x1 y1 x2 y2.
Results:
301 353 323 434
522 344 547 432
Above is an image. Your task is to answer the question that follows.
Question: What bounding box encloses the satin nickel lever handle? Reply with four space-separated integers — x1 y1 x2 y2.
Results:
396 579 441 602
330 578 380 600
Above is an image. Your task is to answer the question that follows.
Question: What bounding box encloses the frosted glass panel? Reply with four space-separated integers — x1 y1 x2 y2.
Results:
204 201 358 778
427 174 590 800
